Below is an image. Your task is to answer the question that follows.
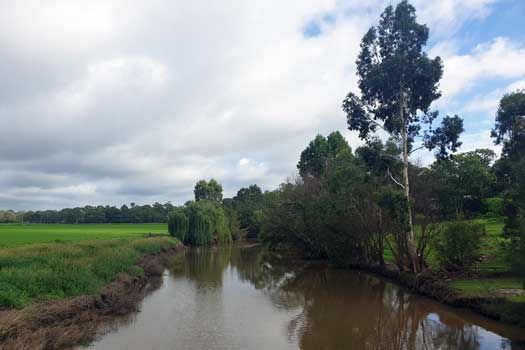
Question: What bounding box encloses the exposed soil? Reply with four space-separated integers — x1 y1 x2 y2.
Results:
0 244 184 350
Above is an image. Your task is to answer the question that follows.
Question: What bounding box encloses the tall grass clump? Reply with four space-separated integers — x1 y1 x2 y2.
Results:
0 237 177 309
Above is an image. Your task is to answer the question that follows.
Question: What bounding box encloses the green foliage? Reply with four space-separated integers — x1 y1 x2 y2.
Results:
482 197 504 217
262 144 387 266
430 149 496 218
434 222 485 269
0 237 177 309
167 208 189 242
423 115 464 159
297 131 351 178
194 179 223 203
492 90 525 160
223 207 246 240
230 184 265 238
342 1 460 157
341 0 463 273
491 90 525 285
20 202 174 224
188 208 213 246
172 200 233 246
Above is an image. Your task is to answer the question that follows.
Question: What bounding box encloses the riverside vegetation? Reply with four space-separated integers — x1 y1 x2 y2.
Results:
0 237 177 309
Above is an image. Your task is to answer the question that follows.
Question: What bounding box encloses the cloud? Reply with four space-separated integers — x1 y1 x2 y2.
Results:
435 38 525 101
0 0 510 210
463 79 525 115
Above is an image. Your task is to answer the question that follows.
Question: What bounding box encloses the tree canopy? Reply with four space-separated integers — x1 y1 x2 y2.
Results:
297 131 351 178
194 179 223 203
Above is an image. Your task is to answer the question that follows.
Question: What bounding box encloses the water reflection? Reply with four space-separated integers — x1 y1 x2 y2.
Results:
85 245 525 350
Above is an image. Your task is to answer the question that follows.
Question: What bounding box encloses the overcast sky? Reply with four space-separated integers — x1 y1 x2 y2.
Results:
1 0 525 210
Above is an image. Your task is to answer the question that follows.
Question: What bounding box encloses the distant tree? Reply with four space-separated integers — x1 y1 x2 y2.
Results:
297 131 351 178
0 210 17 223
231 184 264 237
194 179 223 203
431 149 496 218
342 1 463 272
492 90 525 160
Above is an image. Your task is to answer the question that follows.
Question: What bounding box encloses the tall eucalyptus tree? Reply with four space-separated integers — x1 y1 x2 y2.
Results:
342 1 462 272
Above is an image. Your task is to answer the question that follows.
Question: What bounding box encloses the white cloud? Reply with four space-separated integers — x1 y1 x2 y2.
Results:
463 79 525 115
437 38 525 101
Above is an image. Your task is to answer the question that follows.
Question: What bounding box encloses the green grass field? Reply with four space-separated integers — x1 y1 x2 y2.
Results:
0 236 177 309
0 223 168 247
0 223 174 309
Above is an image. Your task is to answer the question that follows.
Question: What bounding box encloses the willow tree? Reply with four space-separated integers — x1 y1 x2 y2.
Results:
342 1 462 272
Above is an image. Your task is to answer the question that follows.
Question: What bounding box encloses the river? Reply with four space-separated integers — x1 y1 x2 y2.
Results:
81 244 525 350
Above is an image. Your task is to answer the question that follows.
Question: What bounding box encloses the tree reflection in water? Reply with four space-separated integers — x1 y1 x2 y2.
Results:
166 245 523 350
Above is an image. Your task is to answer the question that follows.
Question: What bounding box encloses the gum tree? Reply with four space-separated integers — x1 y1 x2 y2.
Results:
491 90 525 282
342 1 462 272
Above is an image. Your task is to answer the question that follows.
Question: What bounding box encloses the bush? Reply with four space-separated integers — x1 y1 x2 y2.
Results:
482 197 504 217
434 221 485 269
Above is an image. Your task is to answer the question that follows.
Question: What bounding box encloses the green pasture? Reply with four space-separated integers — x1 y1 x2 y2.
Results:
0 223 168 248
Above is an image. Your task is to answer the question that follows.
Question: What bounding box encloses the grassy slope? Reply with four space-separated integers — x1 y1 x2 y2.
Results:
0 223 168 247
0 236 177 309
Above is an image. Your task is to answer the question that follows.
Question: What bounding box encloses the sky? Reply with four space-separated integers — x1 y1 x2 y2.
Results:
1 0 525 211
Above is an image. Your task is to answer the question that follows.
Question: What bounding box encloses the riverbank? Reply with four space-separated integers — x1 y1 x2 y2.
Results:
353 262 525 328
0 238 183 350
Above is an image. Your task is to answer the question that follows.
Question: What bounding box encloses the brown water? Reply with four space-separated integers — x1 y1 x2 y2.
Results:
82 245 525 350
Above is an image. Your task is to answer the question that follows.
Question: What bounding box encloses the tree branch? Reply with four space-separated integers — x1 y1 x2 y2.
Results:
408 145 426 155
387 168 405 190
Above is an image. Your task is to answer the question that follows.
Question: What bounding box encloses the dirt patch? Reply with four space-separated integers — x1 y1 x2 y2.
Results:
0 244 184 350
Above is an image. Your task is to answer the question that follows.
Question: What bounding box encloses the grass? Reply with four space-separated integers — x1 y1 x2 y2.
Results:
0 236 177 309
383 217 510 274
471 217 510 274
0 223 168 248
450 278 523 296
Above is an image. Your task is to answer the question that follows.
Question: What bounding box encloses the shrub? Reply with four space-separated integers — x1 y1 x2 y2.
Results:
482 197 504 217
434 221 485 269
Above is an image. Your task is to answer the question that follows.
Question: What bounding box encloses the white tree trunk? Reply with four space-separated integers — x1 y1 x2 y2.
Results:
400 92 418 272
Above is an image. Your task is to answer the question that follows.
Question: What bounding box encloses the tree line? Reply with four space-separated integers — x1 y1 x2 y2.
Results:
3 203 175 224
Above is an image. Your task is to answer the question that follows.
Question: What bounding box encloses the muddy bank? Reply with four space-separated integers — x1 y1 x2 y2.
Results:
0 244 184 350
354 262 525 328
